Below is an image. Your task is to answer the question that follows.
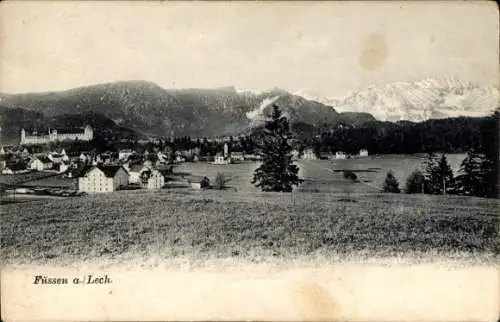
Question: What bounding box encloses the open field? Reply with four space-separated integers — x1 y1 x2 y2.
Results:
19 175 77 188
1 189 497 266
0 171 61 186
175 154 466 193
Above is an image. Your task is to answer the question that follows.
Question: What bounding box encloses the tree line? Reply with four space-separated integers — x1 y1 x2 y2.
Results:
382 150 498 198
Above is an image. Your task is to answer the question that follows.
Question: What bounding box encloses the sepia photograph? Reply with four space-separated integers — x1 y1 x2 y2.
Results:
1 1 499 321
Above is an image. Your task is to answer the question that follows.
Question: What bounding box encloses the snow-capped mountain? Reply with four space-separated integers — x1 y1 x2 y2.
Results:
295 78 499 122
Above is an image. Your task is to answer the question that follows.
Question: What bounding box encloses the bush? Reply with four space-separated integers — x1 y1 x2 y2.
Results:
215 172 230 190
405 170 425 194
382 170 400 193
343 170 357 182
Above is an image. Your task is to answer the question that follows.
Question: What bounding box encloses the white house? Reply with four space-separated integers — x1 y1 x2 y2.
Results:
48 152 64 164
79 153 89 164
57 162 70 173
139 169 165 190
359 149 369 157
335 151 347 159
60 149 70 162
187 176 210 189
213 153 230 165
127 164 151 184
29 156 53 171
78 165 129 193
118 149 135 161
301 149 317 160
231 152 245 162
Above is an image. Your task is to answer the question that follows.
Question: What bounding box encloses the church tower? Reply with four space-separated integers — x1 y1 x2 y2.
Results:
84 125 94 140
20 128 26 144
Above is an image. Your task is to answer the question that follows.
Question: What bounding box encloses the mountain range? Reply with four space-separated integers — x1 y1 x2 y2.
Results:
0 78 497 145
0 81 375 145
295 77 499 122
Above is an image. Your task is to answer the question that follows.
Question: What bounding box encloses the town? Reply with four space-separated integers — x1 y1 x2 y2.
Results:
0 125 370 198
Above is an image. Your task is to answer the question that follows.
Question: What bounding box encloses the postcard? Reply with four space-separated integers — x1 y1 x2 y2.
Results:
1 1 498 321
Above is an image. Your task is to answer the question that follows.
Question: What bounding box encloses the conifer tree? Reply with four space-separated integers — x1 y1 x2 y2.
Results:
423 153 454 194
455 150 483 196
251 104 303 192
423 152 439 194
434 154 454 194
382 170 400 193
405 169 426 194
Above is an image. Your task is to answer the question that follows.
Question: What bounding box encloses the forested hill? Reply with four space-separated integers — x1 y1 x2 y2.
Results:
284 112 499 156
0 81 375 145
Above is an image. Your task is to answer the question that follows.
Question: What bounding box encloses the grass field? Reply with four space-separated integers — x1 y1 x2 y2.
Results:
1 188 497 266
175 154 466 193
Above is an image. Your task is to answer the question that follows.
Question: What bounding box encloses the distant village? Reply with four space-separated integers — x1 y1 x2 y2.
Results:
0 125 369 196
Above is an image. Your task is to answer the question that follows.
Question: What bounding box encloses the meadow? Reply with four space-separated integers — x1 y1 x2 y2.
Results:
1 188 497 266
176 154 467 193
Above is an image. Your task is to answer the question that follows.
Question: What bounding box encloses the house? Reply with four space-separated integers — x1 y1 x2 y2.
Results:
79 153 89 164
57 162 70 173
335 151 347 159
139 169 165 190
174 151 186 163
60 149 70 162
359 149 369 157
2 163 28 175
302 149 317 160
29 156 53 171
48 152 64 164
127 164 151 184
0 154 7 170
187 176 210 189
231 152 244 162
78 165 129 193
119 149 135 161
213 153 230 165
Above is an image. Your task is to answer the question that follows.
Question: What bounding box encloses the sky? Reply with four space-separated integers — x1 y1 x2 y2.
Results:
0 1 498 98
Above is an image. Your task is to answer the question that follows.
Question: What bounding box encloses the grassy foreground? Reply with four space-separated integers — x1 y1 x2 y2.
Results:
1 189 498 265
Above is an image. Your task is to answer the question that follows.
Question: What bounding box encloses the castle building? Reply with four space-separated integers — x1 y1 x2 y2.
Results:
20 125 93 145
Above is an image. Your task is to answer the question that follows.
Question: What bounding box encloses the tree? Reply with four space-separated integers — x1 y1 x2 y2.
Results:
434 154 454 194
405 169 426 194
382 170 400 193
423 153 454 194
422 152 439 194
251 104 303 192
215 172 231 190
455 150 483 196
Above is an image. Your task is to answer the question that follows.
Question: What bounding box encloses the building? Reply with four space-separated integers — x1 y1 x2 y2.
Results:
213 153 230 165
20 125 93 145
0 155 6 170
127 164 151 184
359 149 369 157
335 151 347 159
139 169 165 190
57 162 70 173
79 153 90 164
231 152 244 162
301 149 317 160
118 149 135 161
48 152 67 164
187 176 210 189
78 165 129 193
29 156 53 171
2 163 28 175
